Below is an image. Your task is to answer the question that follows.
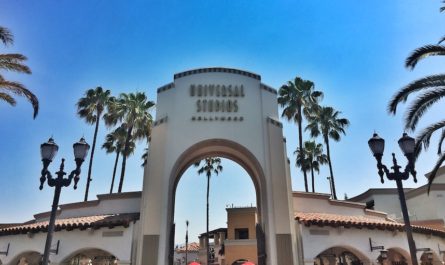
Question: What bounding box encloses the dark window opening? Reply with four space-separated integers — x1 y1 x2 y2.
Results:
235 228 249 239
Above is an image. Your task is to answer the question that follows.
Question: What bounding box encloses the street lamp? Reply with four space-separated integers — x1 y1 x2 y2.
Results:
368 133 418 265
185 220 189 265
39 137 90 265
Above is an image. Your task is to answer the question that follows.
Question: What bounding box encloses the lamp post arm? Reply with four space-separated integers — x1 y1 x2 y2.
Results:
404 154 417 182
40 159 53 190
374 154 390 183
40 170 51 190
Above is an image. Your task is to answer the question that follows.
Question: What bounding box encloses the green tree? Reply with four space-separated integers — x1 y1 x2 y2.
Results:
105 92 154 193
296 141 328 193
0 26 38 118
306 106 349 199
194 157 223 265
388 5 445 187
77 86 111 201
102 125 135 193
278 76 323 192
294 146 310 190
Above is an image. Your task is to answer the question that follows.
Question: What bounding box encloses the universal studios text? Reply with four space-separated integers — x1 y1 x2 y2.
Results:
190 84 245 113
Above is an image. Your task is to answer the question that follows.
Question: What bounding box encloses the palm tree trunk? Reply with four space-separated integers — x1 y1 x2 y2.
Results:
297 108 309 192
118 126 133 193
325 136 337 199
311 166 315 193
206 174 210 265
84 113 100 201
110 150 120 194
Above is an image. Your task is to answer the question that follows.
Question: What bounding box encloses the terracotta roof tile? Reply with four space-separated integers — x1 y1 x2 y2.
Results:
295 212 445 237
0 213 139 236
175 242 200 253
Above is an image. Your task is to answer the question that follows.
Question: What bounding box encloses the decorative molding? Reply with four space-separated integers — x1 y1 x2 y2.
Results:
102 231 124 237
157 83 175 94
97 191 142 201
153 116 168 127
224 239 257 246
261 83 277 95
174 67 261 80
191 116 244 122
309 229 330 236
267 117 283 128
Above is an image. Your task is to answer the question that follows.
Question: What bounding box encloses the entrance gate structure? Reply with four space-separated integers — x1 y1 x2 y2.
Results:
137 67 297 265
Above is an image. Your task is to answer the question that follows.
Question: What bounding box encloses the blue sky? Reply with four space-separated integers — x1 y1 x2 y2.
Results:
1 1 445 244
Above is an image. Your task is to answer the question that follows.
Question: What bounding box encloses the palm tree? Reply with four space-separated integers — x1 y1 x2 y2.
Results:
296 141 328 193
77 86 111 201
278 76 323 192
105 92 154 193
102 125 135 194
294 146 310 190
194 157 223 265
306 106 349 199
0 26 38 118
388 5 445 187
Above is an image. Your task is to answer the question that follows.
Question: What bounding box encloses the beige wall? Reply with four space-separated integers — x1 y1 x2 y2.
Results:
227 208 257 240
225 245 258 265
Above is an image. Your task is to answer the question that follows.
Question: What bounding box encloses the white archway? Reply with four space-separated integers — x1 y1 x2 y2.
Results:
314 246 370 265
60 248 119 265
383 248 411 265
138 67 296 265
9 251 42 265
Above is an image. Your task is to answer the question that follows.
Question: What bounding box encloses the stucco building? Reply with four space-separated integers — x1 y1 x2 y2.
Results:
1 68 444 265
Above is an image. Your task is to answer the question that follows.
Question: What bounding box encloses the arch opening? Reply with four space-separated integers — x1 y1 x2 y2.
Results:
169 139 265 265
419 250 441 265
10 251 42 265
382 248 411 265
60 248 118 265
314 246 370 265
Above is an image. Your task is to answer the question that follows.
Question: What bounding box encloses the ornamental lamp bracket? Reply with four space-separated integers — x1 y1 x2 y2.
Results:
369 238 385 252
438 244 445 254
49 240 60 255
0 243 9 256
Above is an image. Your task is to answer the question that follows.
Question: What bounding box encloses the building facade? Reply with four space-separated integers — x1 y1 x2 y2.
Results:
0 68 444 265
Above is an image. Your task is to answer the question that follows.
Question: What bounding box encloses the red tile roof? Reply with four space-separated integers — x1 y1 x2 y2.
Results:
175 242 200 253
295 212 445 237
0 213 139 236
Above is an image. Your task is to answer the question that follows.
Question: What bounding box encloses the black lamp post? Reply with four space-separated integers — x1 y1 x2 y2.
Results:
185 220 189 265
368 133 418 265
39 137 90 265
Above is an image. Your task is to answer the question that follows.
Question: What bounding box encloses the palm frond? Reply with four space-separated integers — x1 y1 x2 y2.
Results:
0 54 31 74
404 87 445 131
0 26 13 46
77 86 112 124
427 153 445 192
414 120 445 158
406 45 445 70
388 74 445 114
0 80 38 118
0 92 16 105
439 35 445 44
438 129 445 155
